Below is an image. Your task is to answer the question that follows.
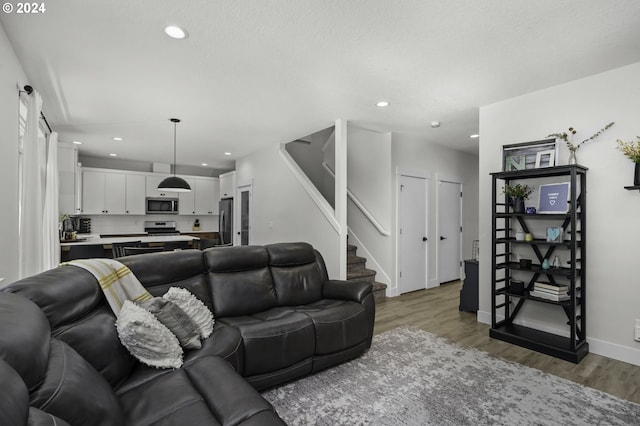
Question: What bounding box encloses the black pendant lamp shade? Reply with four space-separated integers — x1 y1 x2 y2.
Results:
158 118 191 192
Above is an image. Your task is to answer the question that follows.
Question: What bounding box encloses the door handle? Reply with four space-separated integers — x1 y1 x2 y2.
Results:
422 237 428 242
440 236 446 240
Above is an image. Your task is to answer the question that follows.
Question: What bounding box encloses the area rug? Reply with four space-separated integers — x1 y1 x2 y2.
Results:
262 327 640 425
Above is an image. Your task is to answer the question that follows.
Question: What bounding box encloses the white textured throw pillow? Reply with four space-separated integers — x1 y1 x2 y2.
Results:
163 287 214 339
116 300 183 369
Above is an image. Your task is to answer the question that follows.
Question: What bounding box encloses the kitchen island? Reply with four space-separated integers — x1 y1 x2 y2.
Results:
60 234 200 261
60 234 199 247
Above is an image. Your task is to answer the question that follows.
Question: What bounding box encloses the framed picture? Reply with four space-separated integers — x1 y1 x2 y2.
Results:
502 139 557 171
546 227 564 242
538 182 570 214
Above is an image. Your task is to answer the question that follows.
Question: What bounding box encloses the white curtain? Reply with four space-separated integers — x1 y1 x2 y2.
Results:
43 132 60 268
18 90 59 278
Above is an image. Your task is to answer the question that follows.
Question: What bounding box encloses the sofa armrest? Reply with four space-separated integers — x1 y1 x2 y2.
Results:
322 280 372 303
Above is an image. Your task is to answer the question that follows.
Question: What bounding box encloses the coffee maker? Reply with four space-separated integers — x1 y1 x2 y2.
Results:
61 216 91 239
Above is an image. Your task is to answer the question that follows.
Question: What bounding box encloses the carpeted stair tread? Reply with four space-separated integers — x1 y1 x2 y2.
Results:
347 268 376 283
372 282 387 292
372 281 387 300
347 255 366 272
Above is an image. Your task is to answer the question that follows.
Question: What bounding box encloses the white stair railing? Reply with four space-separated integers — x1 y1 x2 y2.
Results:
322 161 390 237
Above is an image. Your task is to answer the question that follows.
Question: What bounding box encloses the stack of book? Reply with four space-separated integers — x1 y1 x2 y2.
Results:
529 282 570 301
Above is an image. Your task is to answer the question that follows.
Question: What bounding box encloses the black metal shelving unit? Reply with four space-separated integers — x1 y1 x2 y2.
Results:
490 165 588 363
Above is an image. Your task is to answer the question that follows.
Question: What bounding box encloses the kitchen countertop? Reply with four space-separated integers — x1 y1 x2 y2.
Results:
60 234 199 247
180 230 219 234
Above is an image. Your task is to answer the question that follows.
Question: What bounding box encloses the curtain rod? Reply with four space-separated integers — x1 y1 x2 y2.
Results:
20 85 53 134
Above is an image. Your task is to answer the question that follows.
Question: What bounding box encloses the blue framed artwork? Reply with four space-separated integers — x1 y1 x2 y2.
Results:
538 182 570 214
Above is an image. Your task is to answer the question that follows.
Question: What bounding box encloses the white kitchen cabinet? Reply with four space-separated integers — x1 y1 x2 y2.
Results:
58 144 80 215
219 171 235 199
178 178 197 215
125 174 146 214
195 178 219 215
179 177 219 215
82 170 126 214
146 175 178 198
82 169 146 215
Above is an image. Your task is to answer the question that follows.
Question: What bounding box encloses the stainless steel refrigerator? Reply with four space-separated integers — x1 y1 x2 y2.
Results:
218 198 233 244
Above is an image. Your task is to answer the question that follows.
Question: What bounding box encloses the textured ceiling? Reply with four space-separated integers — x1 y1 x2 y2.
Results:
2 0 640 168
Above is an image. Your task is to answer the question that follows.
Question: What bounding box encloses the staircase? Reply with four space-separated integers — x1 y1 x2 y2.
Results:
347 244 387 300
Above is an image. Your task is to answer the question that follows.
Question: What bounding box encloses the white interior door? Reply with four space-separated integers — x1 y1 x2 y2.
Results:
398 175 428 294
438 180 461 283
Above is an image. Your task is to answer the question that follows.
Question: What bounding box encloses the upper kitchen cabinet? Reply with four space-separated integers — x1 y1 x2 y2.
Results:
146 175 178 198
219 171 236 199
82 170 126 214
82 169 146 215
125 174 146 214
179 177 219 215
178 178 196 215
58 143 81 215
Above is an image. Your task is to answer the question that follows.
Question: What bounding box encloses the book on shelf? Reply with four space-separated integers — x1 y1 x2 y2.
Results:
529 289 570 301
532 287 568 296
533 281 568 292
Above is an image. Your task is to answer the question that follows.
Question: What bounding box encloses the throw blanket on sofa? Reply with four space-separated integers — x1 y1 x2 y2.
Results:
63 259 152 315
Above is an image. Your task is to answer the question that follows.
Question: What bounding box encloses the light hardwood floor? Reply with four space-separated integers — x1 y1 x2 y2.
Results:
373 281 640 404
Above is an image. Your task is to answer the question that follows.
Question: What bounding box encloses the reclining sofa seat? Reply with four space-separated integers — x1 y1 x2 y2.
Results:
204 242 375 390
0 242 374 426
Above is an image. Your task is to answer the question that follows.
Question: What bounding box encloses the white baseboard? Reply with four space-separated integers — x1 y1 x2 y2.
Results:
427 278 440 289
587 337 640 367
385 286 400 297
477 311 640 366
477 310 491 325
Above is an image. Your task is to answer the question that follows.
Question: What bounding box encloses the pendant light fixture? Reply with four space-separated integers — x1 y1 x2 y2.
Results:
158 118 192 192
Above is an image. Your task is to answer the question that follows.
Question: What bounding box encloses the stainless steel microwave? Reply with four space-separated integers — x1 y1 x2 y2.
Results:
146 197 179 214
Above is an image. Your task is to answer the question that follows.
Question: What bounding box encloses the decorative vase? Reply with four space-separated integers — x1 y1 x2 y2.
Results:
568 150 577 165
510 197 525 214
541 258 550 270
634 162 640 186
515 230 525 241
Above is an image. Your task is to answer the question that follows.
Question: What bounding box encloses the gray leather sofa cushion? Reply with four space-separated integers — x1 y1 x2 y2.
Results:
221 308 315 376
205 246 278 317
117 356 285 426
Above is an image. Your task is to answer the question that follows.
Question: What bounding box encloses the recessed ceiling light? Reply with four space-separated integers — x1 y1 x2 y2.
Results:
164 25 188 39
72 140 82 145
376 101 390 107
224 152 231 156
470 134 480 139
109 153 118 157
430 121 441 128
201 163 208 166
112 137 123 141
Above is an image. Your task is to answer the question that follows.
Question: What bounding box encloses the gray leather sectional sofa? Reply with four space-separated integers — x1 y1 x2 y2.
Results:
0 242 375 425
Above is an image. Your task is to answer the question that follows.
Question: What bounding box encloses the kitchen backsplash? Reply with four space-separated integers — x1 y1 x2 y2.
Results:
84 215 218 235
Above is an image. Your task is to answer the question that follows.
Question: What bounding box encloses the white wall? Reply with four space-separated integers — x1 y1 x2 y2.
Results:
284 126 335 207
235 143 341 278
346 124 393 285
392 133 480 290
0 24 28 283
478 61 640 365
